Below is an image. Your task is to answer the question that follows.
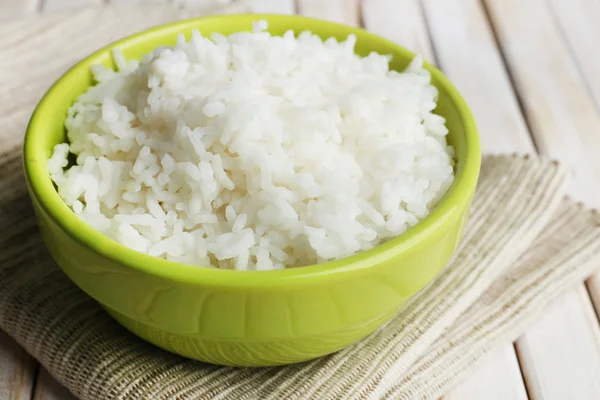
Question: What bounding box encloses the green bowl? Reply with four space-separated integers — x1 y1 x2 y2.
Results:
23 14 480 367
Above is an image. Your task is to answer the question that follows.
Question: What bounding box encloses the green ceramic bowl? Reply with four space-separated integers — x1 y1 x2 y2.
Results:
23 14 480 367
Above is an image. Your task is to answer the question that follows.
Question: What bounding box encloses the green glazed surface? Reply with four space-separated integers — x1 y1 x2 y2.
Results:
23 14 480 366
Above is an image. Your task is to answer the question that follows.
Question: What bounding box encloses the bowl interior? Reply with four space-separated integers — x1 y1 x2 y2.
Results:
24 14 479 284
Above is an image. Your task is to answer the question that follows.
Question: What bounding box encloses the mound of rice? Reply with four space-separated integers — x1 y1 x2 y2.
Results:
48 20 455 270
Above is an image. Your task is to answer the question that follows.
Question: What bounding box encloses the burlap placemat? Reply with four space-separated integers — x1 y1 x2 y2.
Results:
1 5 600 400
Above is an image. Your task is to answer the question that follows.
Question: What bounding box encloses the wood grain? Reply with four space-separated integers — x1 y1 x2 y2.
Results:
484 0 600 398
297 0 359 26
547 0 600 381
361 0 434 62
547 0 600 110
248 0 294 14
422 0 534 154
485 0 600 206
0 0 39 19
32 369 77 400
42 0 104 12
420 0 531 397
443 346 528 400
107 0 169 4
1 1 600 399
172 0 233 9
0 332 36 400
516 287 600 400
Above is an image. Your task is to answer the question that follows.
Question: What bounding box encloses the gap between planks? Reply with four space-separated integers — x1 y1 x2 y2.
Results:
3 0 600 399
0 0 530 398
483 0 600 398
545 0 600 335
309 0 531 397
419 0 531 397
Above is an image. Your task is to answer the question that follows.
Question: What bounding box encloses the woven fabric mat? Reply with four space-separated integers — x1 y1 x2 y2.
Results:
1 5 600 400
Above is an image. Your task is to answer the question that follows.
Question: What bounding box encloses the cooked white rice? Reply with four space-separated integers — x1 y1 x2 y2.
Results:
48 20 455 270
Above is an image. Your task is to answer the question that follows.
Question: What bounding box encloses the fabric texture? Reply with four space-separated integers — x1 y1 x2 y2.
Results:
1 5 600 400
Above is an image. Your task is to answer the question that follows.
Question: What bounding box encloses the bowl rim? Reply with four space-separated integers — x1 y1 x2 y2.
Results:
23 14 480 287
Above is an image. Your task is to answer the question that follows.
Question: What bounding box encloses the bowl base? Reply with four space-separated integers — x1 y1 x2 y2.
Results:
103 302 406 367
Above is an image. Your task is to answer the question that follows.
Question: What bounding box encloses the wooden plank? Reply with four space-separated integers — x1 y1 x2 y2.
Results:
248 0 294 14
0 331 36 400
361 0 434 62
547 0 600 379
2 3 597 400
443 346 528 400
42 0 104 12
484 0 600 398
106 0 168 5
547 0 600 109
417 0 531 397
484 0 600 206
110 0 242 13
422 0 534 154
0 0 39 19
516 287 600 399
297 0 359 26
171 0 233 8
32 368 77 400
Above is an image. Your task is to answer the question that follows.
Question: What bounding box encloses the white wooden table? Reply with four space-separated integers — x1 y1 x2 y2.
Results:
2 0 600 399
